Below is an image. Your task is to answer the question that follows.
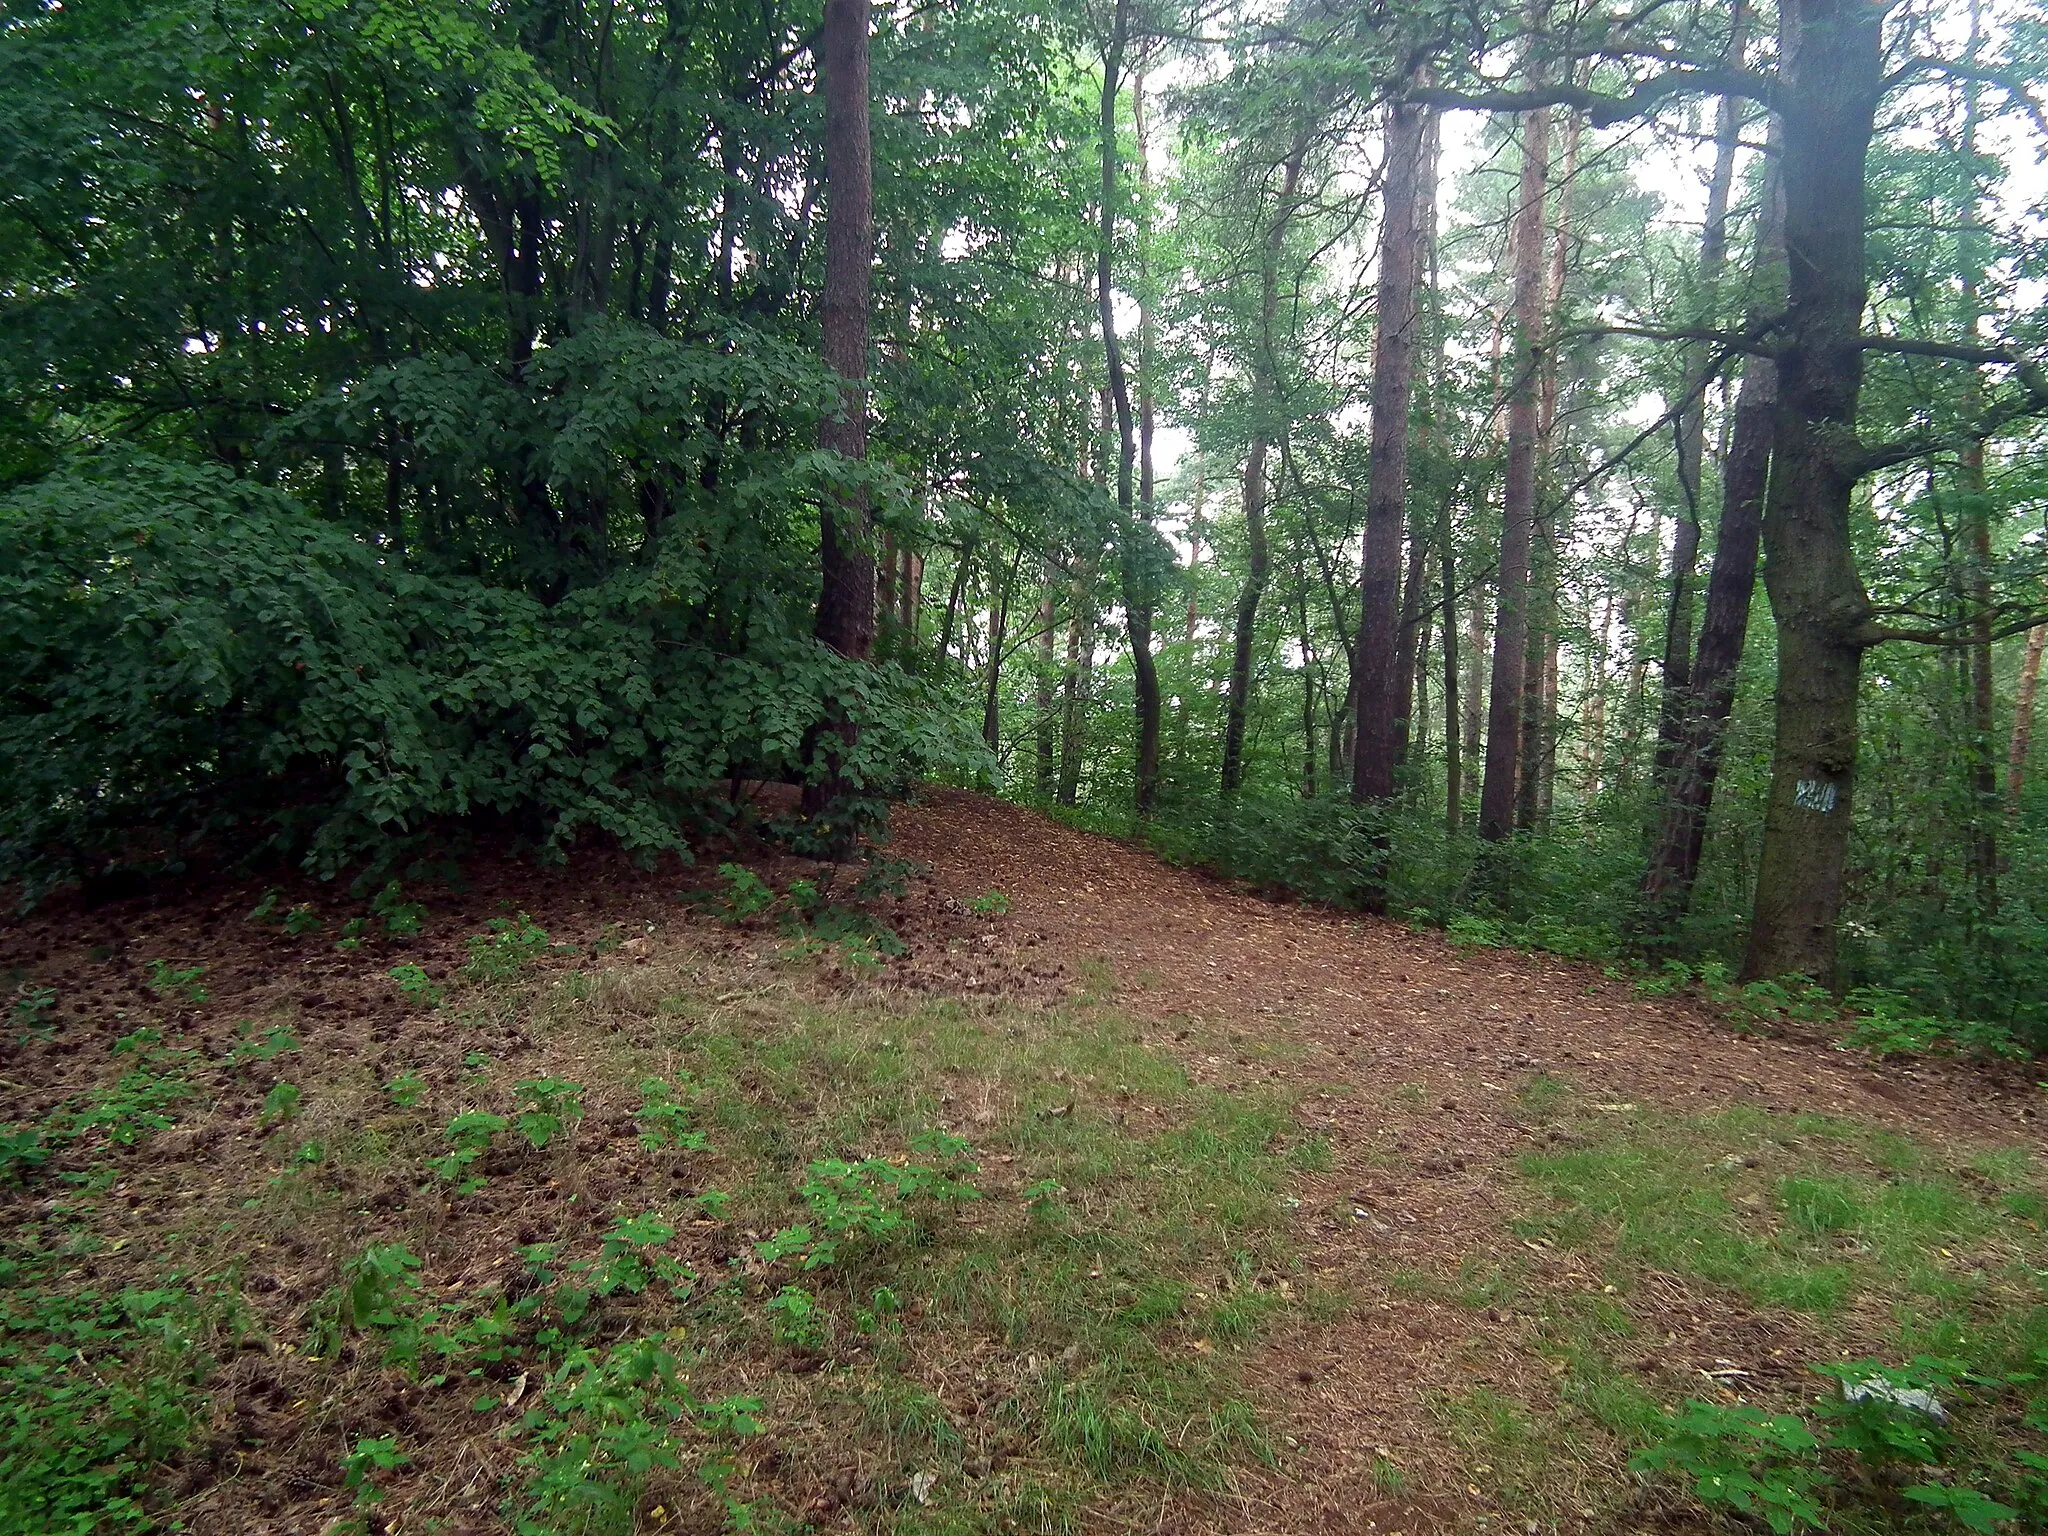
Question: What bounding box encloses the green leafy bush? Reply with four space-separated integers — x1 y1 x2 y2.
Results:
0 452 970 898
463 915 553 982
0 1264 212 1536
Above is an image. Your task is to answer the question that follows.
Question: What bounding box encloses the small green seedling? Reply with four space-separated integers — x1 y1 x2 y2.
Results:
430 1111 509 1192
283 903 322 937
968 890 1010 917
335 916 370 953
11 986 57 1040
343 1435 409 1508
261 1081 302 1126
371 881 426 938
712 863 775 924
228 1022 301 1067
512 1077 584 1150
462 914 550 981
383 1071 427 1109
144 960 208 1005
765 1284 825 1349
388 963 444 1007
634 1078 708 1152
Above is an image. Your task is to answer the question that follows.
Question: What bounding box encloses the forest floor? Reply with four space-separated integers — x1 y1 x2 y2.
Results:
2 787 2044 1536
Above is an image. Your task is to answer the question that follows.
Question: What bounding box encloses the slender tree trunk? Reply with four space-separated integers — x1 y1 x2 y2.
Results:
1743 0 1883 984
1035 562 1058 796
1296 566 1319 797
938 541 974 666
1463 594 1487 782
1441 496 1462 830
1639 112 1786 928
1653 3 1748 789
900 547 921 636
1354 96 1430 802
1221 433 1272 796
1058 561 1096 807
1393 517 1429 766
1479 94 1549 840
802 0 875 835
1099 11 1158 816
2009 624 2048 809
1223 144 1307 797
982 545 1022 762
1516 91 1581 831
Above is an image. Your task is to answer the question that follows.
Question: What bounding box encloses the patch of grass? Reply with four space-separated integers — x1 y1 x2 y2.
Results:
1463 1102 2048 1531
653 992 1301 1502
1 940 1312 1532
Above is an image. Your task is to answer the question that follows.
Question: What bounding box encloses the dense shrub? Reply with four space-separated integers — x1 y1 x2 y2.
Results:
0 453 968 897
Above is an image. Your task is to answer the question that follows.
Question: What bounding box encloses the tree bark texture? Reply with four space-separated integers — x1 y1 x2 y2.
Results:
1742 0 1883 984
1353 96 1431 803
803 0 875 831
1478 98 1549 841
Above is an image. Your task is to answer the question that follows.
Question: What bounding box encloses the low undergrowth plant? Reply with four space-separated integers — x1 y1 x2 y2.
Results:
1487 1100 2048 1531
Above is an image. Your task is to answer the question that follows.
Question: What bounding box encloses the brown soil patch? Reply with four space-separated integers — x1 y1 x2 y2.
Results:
3 786 2040 1535
884 788 2047 1534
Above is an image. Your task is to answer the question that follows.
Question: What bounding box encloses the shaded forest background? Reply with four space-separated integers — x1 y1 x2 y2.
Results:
9 0 2048 1051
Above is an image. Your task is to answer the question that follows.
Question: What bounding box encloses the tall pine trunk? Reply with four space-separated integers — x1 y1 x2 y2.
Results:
802 0 875 836
1353 96 1431 802
1478 95 1549 841
1517 91 1581 831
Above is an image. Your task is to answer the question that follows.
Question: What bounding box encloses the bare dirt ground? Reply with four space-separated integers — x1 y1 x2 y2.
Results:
4 785 2040 1535
884 789 2046 1536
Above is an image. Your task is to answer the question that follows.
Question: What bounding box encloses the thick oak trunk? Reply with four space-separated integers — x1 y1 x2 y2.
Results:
1742 0 1882 984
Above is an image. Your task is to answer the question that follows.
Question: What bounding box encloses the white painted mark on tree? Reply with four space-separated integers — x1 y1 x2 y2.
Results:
1794 779 1838 813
